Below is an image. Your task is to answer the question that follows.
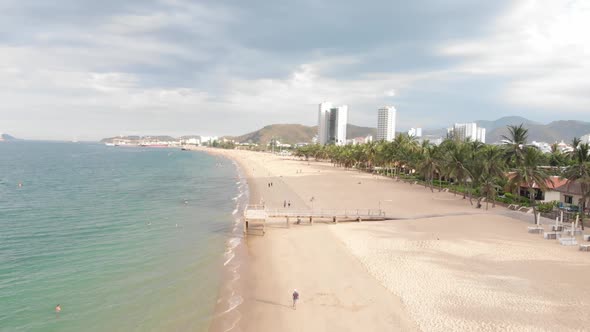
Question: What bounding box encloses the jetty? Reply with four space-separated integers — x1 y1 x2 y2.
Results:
244 205 386 235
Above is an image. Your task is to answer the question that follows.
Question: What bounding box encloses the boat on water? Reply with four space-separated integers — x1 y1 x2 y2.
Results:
105 142 117 147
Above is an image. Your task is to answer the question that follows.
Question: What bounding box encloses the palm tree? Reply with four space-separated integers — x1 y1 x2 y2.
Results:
563 143 590 229
549 143 567 167
418 144 440 192
502 124 529 165
363 141 378 170
444 141 471 199
476 146 506 209
508 147 551 225
571 137 582 155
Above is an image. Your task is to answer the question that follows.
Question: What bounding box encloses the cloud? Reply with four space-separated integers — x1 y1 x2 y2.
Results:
1 0 586 140
440 0 590 113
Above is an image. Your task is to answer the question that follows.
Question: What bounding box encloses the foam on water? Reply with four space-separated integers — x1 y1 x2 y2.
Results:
212 158 250 331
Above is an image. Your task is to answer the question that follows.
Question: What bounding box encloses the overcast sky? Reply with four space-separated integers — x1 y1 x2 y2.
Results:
1 0 589 140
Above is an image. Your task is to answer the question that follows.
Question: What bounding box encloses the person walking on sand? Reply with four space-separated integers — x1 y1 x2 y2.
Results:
284 200 287 208
288 200 291 208
292 289 299 309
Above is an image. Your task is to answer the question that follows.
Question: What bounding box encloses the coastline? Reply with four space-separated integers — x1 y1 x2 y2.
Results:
197 147 590 332
202 147 419 331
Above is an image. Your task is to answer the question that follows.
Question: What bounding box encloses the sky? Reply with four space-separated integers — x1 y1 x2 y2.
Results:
1 0 589 140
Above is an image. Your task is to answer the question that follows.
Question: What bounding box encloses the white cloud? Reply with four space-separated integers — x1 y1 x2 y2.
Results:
440 0 590 112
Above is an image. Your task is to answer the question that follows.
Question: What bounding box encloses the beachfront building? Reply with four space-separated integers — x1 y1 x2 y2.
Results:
555 181 587 210
318 102 348 145
531 141 552 154
200 136 219 145
556 140 574 154
422 135 443 146
447 123 486 143
376 106 396 141
348 135 373 145
517 176 567 203
408 127 422 138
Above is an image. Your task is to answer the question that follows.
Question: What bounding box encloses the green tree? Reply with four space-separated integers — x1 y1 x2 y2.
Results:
563 143 590 229
502 124 529 165
508 147 551 225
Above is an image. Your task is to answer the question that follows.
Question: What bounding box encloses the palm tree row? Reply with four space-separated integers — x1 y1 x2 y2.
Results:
294 125 590 224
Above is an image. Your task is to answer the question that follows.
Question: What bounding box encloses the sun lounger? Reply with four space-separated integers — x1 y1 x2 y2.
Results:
579 244 590 252
543 232 558 240
528 226 543 234
552 225 564 232
583 234 590 242
559 237 578 246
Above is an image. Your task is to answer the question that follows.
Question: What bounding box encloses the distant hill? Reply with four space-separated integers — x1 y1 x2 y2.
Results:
231 124 317 145
475 116 540 132
0 133 17 141
423 116 590 143
347 124 377 139
487 120 590 143
230 123 377 145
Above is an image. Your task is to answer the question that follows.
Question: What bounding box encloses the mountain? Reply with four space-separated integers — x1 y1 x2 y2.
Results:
487 120 590 143
0 133 17 141
347 124 377 139
231 124 317 145
422 116 590 143
230 123 377 145
475 116 540 132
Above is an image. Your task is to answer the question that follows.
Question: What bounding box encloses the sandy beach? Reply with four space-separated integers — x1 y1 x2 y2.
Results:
207 148 590 332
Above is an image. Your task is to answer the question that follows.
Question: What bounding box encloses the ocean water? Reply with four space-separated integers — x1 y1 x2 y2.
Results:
0 142 245 331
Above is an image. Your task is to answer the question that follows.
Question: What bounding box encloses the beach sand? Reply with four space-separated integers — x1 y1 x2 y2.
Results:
208 148 590 332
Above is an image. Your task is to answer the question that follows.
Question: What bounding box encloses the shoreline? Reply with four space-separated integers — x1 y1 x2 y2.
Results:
203 147 419 331
197 147 590 332
186 147 252 332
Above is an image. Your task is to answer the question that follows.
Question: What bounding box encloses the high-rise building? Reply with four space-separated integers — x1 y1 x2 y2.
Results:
377 106 396 141
448 123 486 143
317 102 333 145
317 102 348 145
408 127 422 138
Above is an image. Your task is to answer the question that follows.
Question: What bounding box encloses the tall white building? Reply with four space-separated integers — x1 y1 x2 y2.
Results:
448 123 486 143
408 127 422 138
581 133 590 144
317 102 348 145
318 102 333 145
377 106 396 141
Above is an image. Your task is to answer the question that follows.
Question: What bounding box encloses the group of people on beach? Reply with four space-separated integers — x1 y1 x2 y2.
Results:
283 200 291 208
267 182 273 187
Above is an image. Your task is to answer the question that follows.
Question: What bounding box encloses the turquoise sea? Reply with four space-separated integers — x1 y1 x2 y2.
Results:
0 142 245 331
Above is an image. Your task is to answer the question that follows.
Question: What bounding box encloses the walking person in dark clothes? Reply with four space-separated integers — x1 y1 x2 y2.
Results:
292 289 299 309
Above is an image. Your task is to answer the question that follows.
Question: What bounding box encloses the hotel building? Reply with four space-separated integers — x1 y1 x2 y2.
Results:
376 106 396 141
318 102 348 145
